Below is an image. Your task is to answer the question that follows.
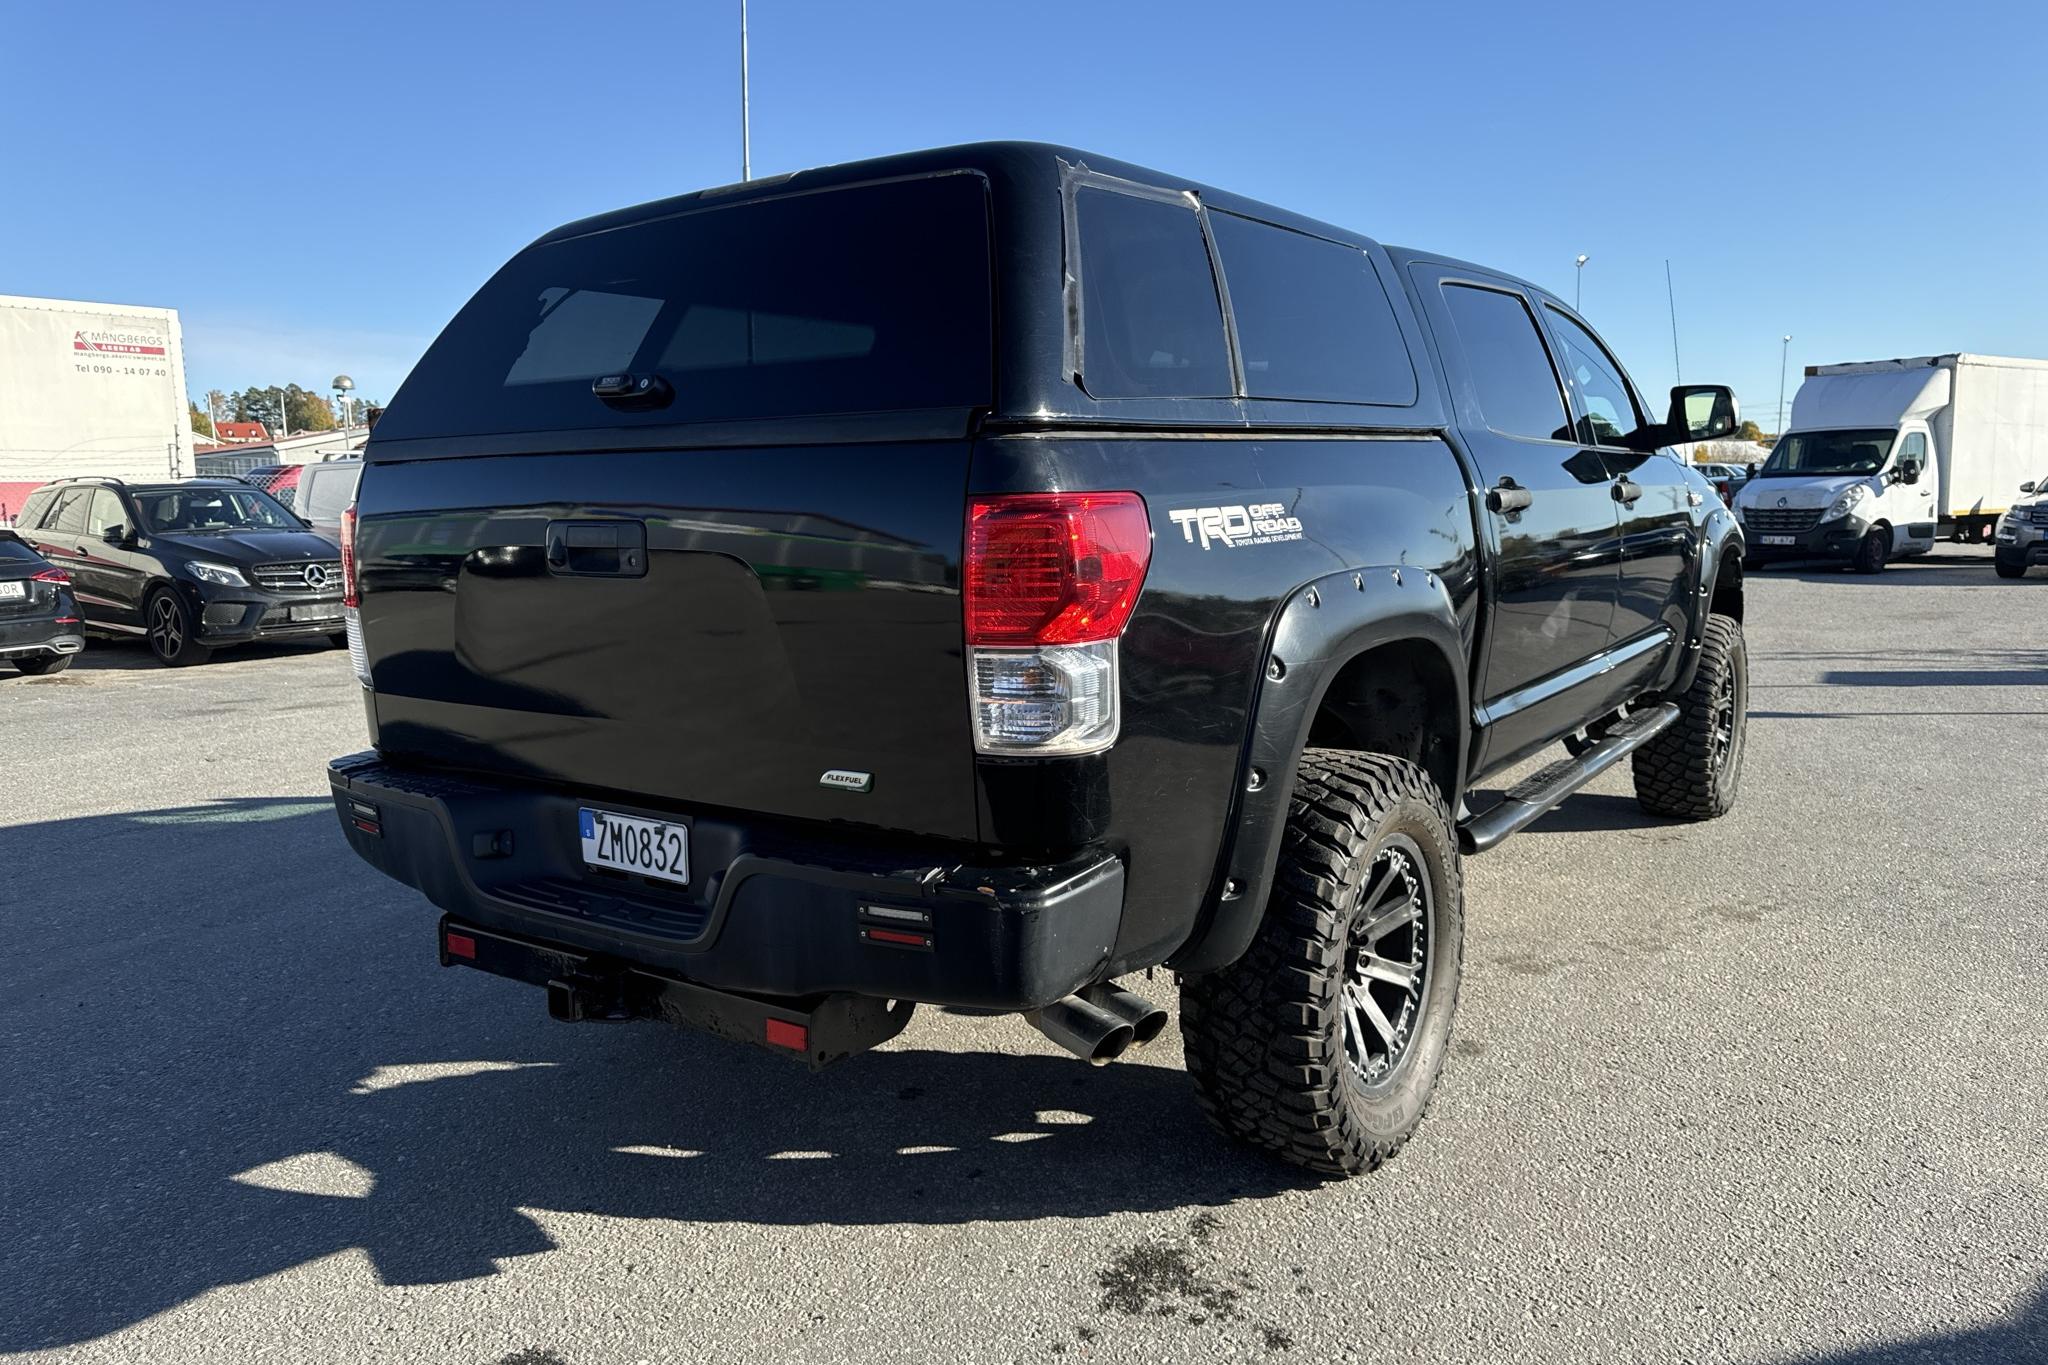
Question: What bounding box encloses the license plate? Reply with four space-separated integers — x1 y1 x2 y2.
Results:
290 603 342 622
0 581 23 600
579 808 689 886
1760 535 1795 546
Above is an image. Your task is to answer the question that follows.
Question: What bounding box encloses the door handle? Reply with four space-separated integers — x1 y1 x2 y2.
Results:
1486 479 1533 515
1612 478 1643 505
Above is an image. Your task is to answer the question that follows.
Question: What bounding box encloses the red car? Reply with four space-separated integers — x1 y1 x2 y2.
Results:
243 464 305 509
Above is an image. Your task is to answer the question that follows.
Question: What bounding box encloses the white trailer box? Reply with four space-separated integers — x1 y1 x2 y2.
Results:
1735 353 2048 568
0 294 192 521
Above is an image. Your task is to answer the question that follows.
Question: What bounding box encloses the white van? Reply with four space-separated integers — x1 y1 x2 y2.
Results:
1734 353 2048 572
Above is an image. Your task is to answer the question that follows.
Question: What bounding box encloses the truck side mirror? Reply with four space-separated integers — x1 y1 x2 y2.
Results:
1899 464 1921 485
102 524 129 546
2023 481 2039 495
1746 462 1760 479
1667 385 1739 441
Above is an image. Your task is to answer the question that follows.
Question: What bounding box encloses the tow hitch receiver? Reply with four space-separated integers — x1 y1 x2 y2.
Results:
438 917 914 1068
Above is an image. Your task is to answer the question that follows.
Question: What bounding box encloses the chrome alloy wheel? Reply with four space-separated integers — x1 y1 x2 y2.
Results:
1340 837 1431 1084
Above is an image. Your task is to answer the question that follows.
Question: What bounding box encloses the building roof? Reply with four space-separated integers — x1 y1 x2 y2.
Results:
214 421 270 442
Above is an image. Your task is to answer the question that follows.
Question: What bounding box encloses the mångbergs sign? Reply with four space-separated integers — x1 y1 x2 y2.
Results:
72 327 169 360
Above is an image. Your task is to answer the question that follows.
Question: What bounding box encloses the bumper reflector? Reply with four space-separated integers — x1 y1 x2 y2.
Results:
764 1018 809 1051
445 931 477 960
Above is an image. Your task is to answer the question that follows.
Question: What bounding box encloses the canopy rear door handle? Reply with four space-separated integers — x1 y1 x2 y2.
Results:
1612 478 1643 505
545 520 648 577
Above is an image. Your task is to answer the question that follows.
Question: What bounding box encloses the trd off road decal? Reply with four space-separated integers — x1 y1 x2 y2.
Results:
1165 502 1305 550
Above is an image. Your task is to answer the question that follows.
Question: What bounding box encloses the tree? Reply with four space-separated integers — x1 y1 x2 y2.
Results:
1734 419 1765 443
286 386 336 432
188 401 214 439
229 383 336 434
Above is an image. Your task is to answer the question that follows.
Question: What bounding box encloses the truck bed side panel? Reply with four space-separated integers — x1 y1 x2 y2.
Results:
967 432 1480 968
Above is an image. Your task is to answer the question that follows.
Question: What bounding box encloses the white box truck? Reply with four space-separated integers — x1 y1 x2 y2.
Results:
0 294 193 524
1733 353 2048 571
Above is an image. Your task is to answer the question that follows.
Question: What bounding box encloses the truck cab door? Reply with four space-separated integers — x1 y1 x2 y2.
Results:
1889 428 1938 551
1410 266 1619 771
1539 304 1695 682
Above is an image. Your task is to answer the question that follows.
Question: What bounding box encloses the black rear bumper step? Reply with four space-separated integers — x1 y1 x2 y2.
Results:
1459 704 1679 854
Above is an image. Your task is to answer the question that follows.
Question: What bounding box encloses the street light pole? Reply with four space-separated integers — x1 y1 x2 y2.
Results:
1574 254 1588 311
1778 334 1793 436
749 0 757 181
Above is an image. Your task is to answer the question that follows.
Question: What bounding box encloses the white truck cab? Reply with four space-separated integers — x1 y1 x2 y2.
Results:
1736 354 2048 572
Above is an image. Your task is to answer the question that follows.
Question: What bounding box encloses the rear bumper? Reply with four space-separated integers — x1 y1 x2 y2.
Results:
0 616 84 658
328 752 1124 1012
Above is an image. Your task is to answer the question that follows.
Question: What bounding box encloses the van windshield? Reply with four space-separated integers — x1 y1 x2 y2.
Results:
374 173 992 443
1758 429 1896 478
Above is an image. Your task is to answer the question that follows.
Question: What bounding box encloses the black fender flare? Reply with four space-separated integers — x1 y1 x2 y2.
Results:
1671 504 1744 696
1168 564 1469 975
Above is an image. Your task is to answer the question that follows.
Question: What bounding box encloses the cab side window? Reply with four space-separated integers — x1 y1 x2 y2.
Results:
1897 432 1928 474
86 489 129 538
1439 284 1573 442
1544 307 1644 448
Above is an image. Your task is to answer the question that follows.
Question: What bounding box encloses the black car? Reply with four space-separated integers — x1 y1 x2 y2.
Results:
16 477 346 666
330 142 1748 1177
0 530 83 674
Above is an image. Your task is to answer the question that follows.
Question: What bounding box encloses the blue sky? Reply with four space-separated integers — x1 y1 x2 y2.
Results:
6 0 2045 429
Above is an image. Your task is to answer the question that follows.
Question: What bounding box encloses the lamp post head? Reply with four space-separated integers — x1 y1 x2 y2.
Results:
332 374 355 394
1575 254 1589 267
1781 335 1791 344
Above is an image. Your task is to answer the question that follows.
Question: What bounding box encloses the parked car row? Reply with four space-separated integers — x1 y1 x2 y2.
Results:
5 474 349 669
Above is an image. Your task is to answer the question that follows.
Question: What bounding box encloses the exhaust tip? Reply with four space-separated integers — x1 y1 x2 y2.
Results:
1028 995 1137 1065
1084 1021 1137 1065
1079 983 1169 1049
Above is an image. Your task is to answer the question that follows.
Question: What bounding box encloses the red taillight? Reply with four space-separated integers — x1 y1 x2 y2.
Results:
339 501 360 607
965 492 1151 646
764 1018 809 1051
31 567 69 585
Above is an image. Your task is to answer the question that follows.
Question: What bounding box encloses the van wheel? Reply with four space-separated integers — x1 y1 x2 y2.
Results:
1851 528 1889 574
13 653 72 675
1179 751 1462 1177
1994 556 2027 580
1633 613 1746 820
147 589 212 667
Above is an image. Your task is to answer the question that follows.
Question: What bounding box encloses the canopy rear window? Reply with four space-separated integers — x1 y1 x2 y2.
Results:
376 174 993 442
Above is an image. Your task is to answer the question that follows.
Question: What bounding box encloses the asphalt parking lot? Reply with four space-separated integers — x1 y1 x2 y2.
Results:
3 548 2043 1365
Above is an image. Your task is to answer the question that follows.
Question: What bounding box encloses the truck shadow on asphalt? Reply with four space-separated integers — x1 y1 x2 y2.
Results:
0 800 1316 1352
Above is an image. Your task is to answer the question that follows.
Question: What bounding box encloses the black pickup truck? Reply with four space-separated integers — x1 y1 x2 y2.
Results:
330 143 1748 1176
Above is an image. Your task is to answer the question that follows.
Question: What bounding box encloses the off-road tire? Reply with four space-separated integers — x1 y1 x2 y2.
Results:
12 653 72 675
1851 527 1888 574
1994 555 2027 580
1633 613 1746 820
1179 752 1463 1178
146 588 212 667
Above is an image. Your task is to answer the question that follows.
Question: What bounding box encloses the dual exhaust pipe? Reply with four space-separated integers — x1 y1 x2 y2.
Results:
1027 982 1168 1066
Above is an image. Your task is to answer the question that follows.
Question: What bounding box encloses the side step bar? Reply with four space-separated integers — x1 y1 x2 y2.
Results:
1458 703 1680 855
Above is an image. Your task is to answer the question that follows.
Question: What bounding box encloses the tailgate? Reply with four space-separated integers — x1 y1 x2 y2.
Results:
358 444 975 838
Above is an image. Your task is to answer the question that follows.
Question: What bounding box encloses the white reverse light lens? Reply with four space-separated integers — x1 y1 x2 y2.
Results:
345 606 371 688
187 560 247 586
970 641 1118 756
